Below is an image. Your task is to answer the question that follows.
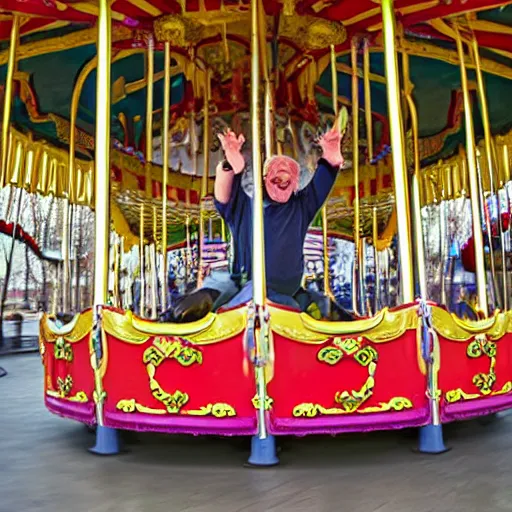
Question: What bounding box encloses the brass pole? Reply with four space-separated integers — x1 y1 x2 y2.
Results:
251 0 266 307
161 40 170 309
113 234 120 307
139 205 145 316
402 48 427 300
0 15 19 188
470 33 506 309
381 0 414 303
145 36 154 163
150 206 158 318
251 0 268 441
61 201 71 312
351 38 361 314
330 45 338 117
372 206 380 312
454 25 489 316
259 0 273 159
321 44 338 304
91 0 112 428
363 39 374 162
198 70 211 288
93 0 112 307
454 25 488 315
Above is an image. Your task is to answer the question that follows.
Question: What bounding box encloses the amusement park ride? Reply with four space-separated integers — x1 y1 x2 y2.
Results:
2 0 512 466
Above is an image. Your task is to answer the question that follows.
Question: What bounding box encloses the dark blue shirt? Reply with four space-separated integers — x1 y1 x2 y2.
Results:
214 159 339 296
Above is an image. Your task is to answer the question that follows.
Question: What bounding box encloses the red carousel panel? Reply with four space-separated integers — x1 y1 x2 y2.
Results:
438 332 512 422
102 332 257 435
42 332 96 424
267 329 429 435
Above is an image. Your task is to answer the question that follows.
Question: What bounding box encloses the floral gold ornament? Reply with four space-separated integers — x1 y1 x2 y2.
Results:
47 389 88 403
143 337 203 368
185 403 236 417
116 399 236 417
252 394 274 411
444 334 504 402
56 375 73 397
294 338 379 416
54 337 73 362
293 397 412 417
445 382 512 404
279 15 347 50
153 14 228 46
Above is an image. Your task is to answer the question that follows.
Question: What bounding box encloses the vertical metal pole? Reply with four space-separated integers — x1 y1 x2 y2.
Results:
161 40 170 309
351 38 361 314
363 39 373 162
403 50 427 300
381 0 415 303
93 0 112 306
198 70 210 288
470 34 506 310
251 0 268 440
454 24 488 316
0 15 19 188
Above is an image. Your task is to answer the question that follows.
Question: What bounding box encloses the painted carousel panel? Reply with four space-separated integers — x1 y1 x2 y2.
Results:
266 305 430 435
433 308 512 422
40 311 96 425
100 308 257 435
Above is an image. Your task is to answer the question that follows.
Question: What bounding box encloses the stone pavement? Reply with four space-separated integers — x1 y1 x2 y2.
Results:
2 354 512 512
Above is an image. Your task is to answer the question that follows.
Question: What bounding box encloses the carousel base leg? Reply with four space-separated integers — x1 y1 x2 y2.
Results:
418 424 449 454
247 435 279 467
89 426 120 456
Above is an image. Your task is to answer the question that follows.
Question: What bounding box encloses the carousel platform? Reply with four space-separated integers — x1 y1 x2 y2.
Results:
2 354 512 512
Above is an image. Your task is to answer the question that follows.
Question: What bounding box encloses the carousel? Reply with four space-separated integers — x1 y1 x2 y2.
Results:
1 0 512 466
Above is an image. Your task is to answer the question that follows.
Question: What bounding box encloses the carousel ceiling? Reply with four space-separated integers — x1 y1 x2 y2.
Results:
1 0 512 244
0 1 511 163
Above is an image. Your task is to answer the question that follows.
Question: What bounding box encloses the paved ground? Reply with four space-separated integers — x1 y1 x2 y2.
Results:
2 354 512 512
1 318 39 354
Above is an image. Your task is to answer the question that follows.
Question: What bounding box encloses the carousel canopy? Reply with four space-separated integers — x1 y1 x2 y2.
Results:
0 1 511 163
1 0 512 246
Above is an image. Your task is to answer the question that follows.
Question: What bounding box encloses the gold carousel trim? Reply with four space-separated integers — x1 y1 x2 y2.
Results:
430 307 512 341
101 308 247 345
41 310 93 343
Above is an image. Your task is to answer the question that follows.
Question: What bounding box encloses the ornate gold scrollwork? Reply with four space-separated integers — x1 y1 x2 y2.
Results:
279 14 346 50
47 389 88 403
143 336 203 368
293 397 413 418
311 337 378 414
116 336 237 417
146 363 189 413
154 14 221 46
49 374 88 403
252 394 274 411
115 399 236 417
445 382 512 404
54 337 73 362
186 403 236 417
445 334 512 402
57 375 73 396
468 336 497 395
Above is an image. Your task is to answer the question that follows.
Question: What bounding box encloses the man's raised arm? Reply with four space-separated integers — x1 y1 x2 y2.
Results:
301 126 345 220
214 131 246 205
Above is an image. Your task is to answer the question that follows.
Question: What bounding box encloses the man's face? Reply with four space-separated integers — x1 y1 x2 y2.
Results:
264 156 299 203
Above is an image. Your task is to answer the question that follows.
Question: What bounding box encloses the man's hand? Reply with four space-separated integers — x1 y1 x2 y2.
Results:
218 130 245 174
317 126 344 169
